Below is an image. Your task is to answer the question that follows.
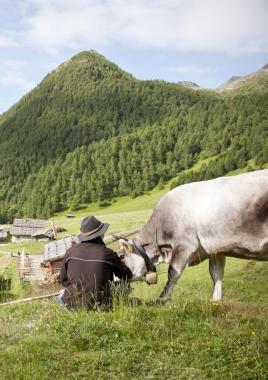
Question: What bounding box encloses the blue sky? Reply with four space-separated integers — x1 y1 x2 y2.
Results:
0 0 268 114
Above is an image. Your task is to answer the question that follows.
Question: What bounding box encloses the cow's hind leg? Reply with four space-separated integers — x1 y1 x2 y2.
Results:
157 245 194 303
209 254 226 301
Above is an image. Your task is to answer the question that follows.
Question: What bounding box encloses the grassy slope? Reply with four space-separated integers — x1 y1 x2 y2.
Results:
217 70 268 95
0 258 267 379
0 163 268 378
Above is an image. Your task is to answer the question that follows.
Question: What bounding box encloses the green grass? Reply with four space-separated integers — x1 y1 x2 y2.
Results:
1 162 267 378
0 258 267 379
1 241 46 255
0 254 30 302
226 159 268 176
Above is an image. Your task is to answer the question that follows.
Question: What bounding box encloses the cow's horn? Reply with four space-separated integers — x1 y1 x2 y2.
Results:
112 234 128 241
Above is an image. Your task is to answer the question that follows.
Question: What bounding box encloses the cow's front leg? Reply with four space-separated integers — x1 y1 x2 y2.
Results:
157 246 192 303
209 254 226 301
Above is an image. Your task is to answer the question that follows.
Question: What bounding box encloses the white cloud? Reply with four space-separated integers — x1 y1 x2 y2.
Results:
0 59 58 70
0 73 35 91
0 59 36 92
0 59 28 69
17 0 268 54
0 36 17 47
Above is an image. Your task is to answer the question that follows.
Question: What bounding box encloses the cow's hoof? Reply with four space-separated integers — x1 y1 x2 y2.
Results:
156 297 170 305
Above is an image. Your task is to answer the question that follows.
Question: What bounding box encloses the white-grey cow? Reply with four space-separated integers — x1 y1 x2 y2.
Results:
119 169 268 302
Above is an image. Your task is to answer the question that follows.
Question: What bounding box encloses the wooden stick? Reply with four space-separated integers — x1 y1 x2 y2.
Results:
0 292 60 306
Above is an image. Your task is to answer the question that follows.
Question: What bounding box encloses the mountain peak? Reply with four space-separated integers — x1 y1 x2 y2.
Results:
260 63 268 71
71 50 106 62
178 80 200 89
51 50 133 81
217 64 268 93
228 75 241 82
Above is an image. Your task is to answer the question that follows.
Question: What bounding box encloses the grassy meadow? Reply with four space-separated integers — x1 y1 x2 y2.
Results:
0 164 268 379
0 258 267 379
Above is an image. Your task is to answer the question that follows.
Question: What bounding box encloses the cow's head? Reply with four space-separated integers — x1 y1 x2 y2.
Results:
118 238 158 285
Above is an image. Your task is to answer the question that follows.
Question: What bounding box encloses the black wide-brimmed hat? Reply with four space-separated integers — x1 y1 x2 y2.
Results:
78 216 109 242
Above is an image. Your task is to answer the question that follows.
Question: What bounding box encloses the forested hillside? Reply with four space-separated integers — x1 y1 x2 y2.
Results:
0 51 267 221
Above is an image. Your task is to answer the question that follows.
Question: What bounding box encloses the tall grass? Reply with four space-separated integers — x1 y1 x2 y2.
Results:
0 259 267 379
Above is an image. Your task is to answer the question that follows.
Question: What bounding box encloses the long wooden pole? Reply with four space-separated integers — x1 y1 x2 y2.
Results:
0 292 60 306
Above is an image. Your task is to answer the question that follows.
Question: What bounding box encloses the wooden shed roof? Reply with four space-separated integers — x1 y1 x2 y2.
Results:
0 225 9 232
32 229 55 238
44 235 79 262
11 219 48 237
13 219 46 228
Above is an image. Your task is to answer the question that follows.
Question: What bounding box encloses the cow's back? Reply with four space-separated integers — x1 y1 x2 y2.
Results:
157 169 268 255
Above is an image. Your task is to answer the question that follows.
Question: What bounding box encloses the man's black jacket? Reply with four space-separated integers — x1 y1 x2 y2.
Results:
60 237 132 309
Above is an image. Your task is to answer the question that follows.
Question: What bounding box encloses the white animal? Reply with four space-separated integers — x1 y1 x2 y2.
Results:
119 169 268 302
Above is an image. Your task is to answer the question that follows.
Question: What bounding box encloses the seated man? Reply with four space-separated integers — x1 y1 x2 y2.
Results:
59 216 132 310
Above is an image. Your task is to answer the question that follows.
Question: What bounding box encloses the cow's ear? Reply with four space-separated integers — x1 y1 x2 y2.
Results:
119 239 133 253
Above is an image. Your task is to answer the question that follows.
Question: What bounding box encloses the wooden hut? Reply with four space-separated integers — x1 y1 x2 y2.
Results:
0 226 10 242
11 219 55 243
43 235 79 276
